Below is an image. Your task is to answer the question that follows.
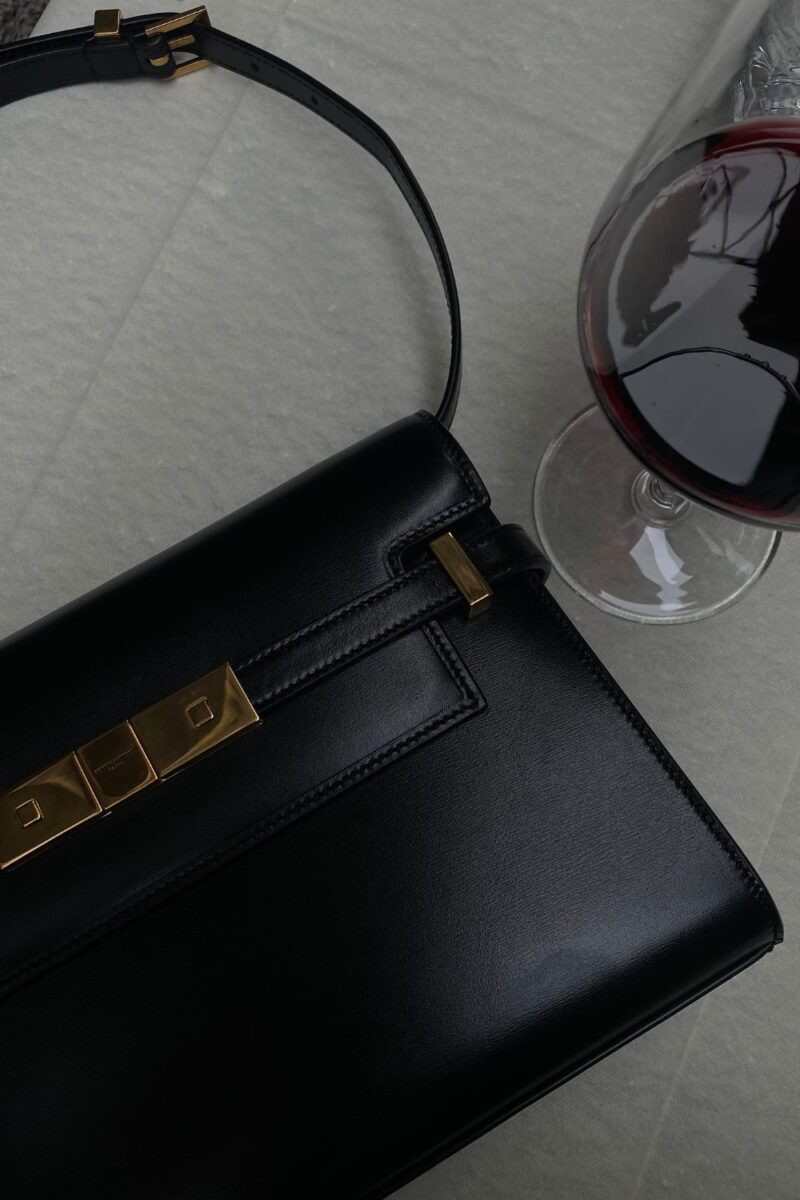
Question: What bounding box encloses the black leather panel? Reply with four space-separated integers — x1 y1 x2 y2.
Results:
238 524 547 711
0 577 780 1200
0 415 486 793
0 415 513 997
0 623 481 996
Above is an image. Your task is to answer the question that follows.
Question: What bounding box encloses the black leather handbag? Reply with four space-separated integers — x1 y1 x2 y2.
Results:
0 10 782 1199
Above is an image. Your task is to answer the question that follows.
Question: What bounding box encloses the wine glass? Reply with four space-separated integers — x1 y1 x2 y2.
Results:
534 0 800 622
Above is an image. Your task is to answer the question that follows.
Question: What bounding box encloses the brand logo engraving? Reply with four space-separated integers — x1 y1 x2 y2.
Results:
94 748 138 779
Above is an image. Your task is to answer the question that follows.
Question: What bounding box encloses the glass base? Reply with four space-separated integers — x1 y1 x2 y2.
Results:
533 406 780 623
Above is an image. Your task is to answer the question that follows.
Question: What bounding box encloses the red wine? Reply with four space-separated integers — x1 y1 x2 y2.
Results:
581 118 800 527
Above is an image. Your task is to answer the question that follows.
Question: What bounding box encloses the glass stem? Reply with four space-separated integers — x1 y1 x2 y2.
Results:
631 469 691 527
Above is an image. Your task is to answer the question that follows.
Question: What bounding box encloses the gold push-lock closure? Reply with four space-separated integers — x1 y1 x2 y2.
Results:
93 6 212 78
0 757 103 869
0 533 489 868
0 665 258 869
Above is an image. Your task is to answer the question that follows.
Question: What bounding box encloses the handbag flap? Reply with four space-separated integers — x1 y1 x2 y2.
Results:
0 412 500 993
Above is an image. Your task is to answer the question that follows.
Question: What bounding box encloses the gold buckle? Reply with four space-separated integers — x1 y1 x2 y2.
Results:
145 6 212 78
93 7 212 78
429 532 493 618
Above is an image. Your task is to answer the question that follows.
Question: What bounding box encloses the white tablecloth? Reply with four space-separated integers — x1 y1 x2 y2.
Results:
4 0 798 1195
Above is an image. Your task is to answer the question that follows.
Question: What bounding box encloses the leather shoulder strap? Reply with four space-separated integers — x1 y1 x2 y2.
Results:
0 8 462 427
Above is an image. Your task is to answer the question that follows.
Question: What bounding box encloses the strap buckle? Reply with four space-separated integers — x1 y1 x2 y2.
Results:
144 6 211 78
93 8 212 78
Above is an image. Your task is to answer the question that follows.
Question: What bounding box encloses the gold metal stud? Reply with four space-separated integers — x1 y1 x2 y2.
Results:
93 8 122 39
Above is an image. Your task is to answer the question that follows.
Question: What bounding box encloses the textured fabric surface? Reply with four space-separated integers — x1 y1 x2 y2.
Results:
0 0 47 42
2 0 798 1196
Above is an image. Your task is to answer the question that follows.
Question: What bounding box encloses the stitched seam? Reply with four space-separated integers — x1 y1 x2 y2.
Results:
386 414 490 569
386 494 478 566
238 560 435 669
422 619 481 708
415 411 488 502
237 526 501 672
0 647 482 996
249 557 523 707
527 577 779 944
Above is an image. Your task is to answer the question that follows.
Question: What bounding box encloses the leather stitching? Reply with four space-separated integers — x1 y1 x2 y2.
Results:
238 557 440 669
385 413 490 570
423 619 481 707
386 495 479 569
0 628 483 998
240 527 495 669
245 554 526 708
416 410 488 502
237 523 514 674
526 577 781 946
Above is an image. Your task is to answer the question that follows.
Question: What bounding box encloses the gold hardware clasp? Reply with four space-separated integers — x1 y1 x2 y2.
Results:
132 664 259 778
430 532 493 618
0 664 258 869
77 722 157 809
0 756 102 870
144 6 212 78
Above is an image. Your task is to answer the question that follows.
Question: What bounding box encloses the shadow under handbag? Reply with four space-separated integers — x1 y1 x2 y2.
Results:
0 9 783 1199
